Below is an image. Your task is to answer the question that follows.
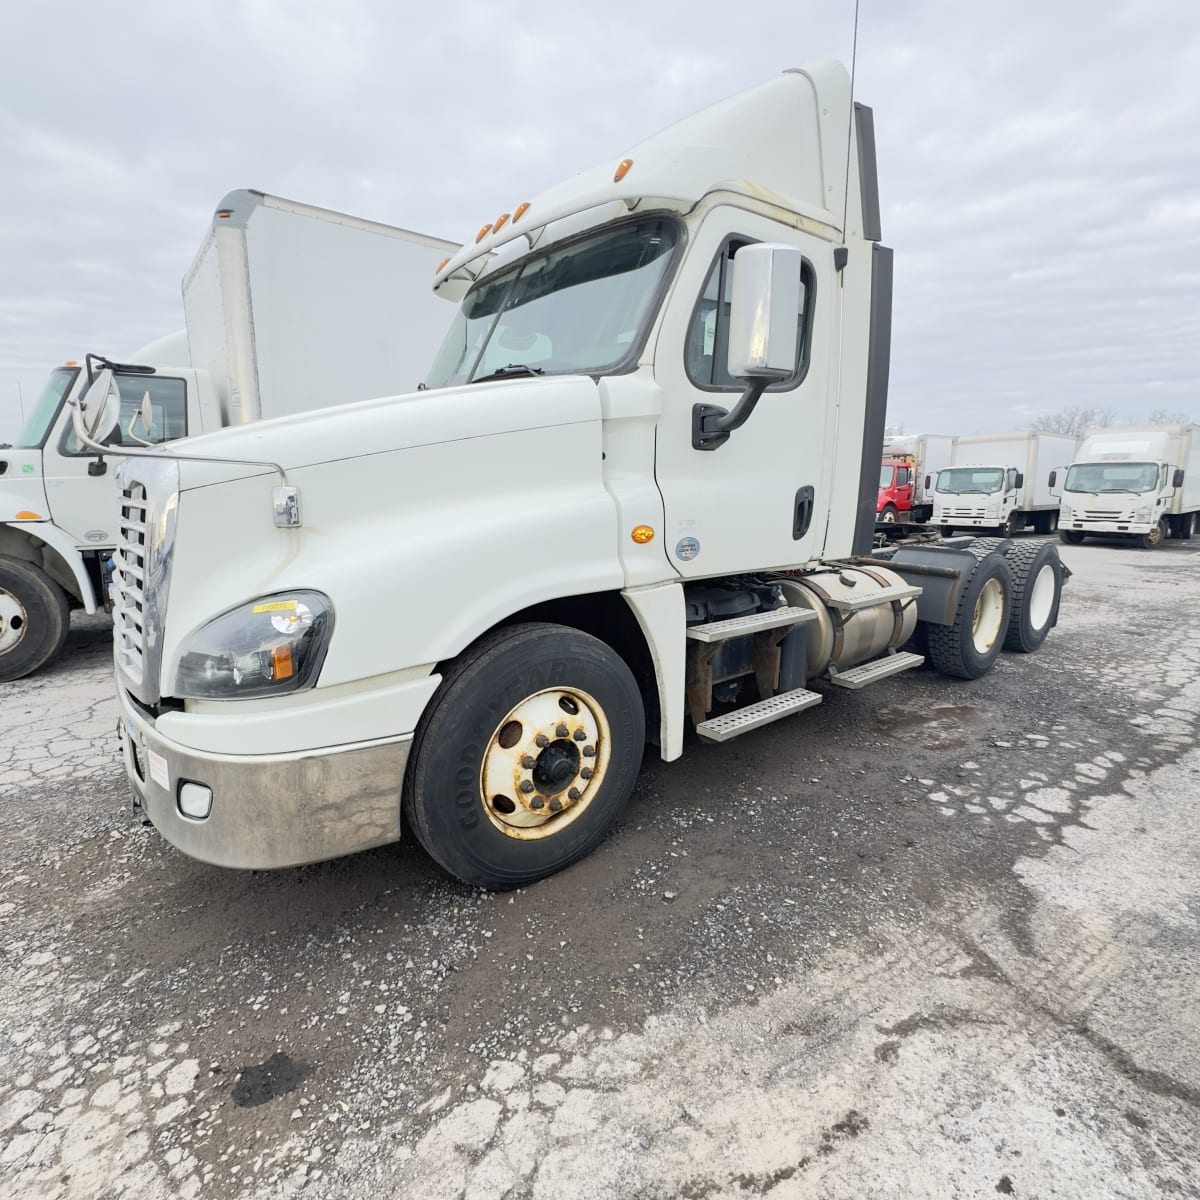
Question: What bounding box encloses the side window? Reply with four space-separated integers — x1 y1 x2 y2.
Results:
685 240 812 391
63 374 187 455
896 467 911 487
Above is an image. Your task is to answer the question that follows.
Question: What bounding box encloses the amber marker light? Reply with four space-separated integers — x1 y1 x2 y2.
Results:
435 256 450 273
16 511 43 520
631 525 655 544
272 643 295 681
492 212 511 233
512 202 531 222
614 158 633 183
217 209 233 219
64 360 78 366
475 223 493 243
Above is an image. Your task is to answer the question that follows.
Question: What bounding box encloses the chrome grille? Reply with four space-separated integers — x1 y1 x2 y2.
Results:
1081 508 1132 521
112 484 148 684
112 457 179 705
944 506 988 518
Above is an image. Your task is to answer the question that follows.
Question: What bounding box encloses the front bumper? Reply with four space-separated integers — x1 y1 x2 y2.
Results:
937 516 1000 528
118 686 409 869
1062 520 1150 535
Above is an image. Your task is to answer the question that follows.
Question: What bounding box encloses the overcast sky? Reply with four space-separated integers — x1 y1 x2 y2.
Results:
1 0 1197 439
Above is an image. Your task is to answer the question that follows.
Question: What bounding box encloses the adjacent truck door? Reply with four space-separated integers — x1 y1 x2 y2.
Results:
43 373 189 547
653 218 832 577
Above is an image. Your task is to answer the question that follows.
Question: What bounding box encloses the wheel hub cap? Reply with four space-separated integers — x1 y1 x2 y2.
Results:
0 588 28 654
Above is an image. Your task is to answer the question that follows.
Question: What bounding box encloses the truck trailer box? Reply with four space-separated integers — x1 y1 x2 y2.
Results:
183 190 458 426
951 432 1077 510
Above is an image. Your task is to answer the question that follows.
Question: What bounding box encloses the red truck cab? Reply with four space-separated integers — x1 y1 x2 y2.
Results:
877 457 915 522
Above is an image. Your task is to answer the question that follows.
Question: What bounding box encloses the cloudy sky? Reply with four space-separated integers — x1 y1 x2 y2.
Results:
1 0 1197 439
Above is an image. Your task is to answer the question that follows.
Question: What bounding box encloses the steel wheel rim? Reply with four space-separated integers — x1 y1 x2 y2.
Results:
971 577 1005 653
0 588 28 654
1027 563 1056 631
881 509 896 523
479 687 610 840
1148 521 1164 546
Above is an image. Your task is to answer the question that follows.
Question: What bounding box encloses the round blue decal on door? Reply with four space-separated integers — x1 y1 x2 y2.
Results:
674 536 700 562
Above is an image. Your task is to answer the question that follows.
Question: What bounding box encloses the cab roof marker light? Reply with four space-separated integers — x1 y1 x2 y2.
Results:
512 202 531 222
435 256 450 273
492 212 511 233
613 158 633 182
475 222 493 243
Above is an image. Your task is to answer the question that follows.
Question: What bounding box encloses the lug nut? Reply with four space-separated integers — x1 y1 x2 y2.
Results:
535 734 549 748
520 780 535 793
549 797 563 812
568 788 581 801
573 729 586 742
556 724 569 738
580 767 594 780
531 796 545 810
583 746 596 758
521 755 535 769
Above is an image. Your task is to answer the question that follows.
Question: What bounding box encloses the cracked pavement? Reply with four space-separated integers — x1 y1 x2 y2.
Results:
1 538 1199 1198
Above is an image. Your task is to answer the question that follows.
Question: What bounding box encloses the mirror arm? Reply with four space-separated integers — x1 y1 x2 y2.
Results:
691 379 770 452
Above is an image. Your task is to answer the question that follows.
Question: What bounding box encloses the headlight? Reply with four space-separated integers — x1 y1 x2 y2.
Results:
1134 505 1153 522
1060 504 1073 520
174 591 334 700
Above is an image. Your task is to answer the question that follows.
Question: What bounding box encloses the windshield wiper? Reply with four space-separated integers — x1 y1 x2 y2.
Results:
470 364 545 384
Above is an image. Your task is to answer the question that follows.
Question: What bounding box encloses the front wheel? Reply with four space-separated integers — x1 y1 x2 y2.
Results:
0 558 70 682
879 504 898 524
1059 530 1085 545
940 525 956 538
403 622 645 890
999 512 1021 537
1136 519 1167 550
925 553 1012 679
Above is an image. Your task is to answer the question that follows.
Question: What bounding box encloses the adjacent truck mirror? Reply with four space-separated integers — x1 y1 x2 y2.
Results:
693 243 803 451
71 368 122 449
1174 468 1186 488
1048 470 1057 488
925 474 931 490
1014 472 1025 489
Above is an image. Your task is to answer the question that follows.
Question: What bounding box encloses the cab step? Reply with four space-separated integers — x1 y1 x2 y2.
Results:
827 650 924 690
823 584 922 613
695 687 823 742
685 606 817 643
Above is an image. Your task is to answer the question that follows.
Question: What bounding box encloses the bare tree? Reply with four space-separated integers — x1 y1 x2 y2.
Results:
1140 408 1194 426
1029 406 1117 437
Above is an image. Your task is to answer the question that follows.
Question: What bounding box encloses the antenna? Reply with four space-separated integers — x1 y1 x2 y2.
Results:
840 0 862 240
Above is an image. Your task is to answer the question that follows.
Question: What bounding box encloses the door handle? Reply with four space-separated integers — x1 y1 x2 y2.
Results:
793 485 815 540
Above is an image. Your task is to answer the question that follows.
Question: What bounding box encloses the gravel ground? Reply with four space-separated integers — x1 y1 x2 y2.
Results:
1 536 1198 1199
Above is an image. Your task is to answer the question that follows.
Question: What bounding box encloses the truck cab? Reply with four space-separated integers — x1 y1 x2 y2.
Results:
933 464 1020 535
876 457 915 522
0 341 221 679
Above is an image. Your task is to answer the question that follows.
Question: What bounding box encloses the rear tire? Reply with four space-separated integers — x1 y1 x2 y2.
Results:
403 622 645 890
0 557 70 682
1059 530 1085 545
925 553 1012 680
1002 541 1064 653
1180 512 1196 541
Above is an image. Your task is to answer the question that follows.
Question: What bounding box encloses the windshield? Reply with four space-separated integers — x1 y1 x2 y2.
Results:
878 465 893 488
13 366 79 448
424 215 682 388
1064 462 1160 494
937 467 1005 494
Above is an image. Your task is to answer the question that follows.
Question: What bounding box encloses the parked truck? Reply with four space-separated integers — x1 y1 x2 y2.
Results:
934 432 1077 536
877 433 954 524
1058 426 1200 548
78 62 1068 890
0 191 457 681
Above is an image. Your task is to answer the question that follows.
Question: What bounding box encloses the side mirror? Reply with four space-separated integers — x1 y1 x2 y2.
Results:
1173 468 1185 488
71 369 122 449
126 391 156 446
1014 472 1025 489
693 243 802 451
1048 470 1057 488
726 243 802 380
925 474 931 491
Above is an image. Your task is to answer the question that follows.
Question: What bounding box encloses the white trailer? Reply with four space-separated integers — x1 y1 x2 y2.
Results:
1059 426 1200 548
84 63 1069 890
0 193 456 680
934 432 1077 536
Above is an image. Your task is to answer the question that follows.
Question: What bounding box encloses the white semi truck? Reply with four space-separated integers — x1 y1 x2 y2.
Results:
1058 426 1200 548
80 63 1068 890
0 191 456 680
933 432 1077 537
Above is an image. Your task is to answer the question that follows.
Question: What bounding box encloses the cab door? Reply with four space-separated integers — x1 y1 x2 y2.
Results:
651 213 835 578
42 372 190 547
895 465 914 512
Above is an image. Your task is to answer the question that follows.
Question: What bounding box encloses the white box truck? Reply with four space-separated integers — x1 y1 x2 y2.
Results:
82 63 1069 889
0 191 456 680
1058 426 1200 548
933 432 1077 536
878 433 954 524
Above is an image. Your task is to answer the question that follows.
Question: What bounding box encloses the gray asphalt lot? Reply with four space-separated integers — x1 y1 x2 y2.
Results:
2 536 1198 1199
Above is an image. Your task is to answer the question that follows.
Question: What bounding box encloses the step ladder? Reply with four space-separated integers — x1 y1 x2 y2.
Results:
687 606 820 742
822 583 922 613
827 650 924 690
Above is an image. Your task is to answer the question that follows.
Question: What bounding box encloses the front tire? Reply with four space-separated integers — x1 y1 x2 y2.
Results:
403 622 645 890
879 504 898 524
0 557 70 682
1059 530 1085 545
1136 519 1167 550
925 553 1012 680
1002 541 1064 653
